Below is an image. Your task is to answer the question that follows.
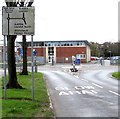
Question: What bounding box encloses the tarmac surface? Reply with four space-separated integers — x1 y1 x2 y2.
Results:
36 60 119 117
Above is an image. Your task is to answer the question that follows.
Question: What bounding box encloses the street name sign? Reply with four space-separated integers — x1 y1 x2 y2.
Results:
2 6 35 35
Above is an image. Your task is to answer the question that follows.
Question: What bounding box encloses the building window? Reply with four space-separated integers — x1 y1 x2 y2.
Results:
64 44 66 46
48 47 54 55
27 42 31 47
82 42 85 45
83 54 85 58
76 54 86 59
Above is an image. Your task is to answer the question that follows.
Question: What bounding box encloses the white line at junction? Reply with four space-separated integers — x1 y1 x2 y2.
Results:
92 83 103 89
109 90 120 96
74 75 79 79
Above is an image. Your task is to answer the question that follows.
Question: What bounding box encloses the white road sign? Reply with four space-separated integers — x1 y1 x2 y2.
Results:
2 6 35 35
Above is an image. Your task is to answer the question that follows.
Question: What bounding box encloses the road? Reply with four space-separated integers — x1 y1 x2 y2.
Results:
39 61 119 117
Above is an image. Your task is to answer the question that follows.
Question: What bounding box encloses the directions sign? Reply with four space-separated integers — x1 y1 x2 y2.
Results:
2 6 35 35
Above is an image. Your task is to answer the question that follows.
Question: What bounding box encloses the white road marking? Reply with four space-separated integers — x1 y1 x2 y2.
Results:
80 78 89 82
81 90 94 95
90 90 98 94
74 86 94 90
92 83 103 89
56 86 98 96
75 91 81 94
75 86 86 90
55 87 69 91
68 91 74 95
85 86 95 89
58 89 98 96
74 75 79 79
109 90 120 96
59 91 69 96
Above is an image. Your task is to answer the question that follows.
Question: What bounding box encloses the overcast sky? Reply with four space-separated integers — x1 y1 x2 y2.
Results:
0 0 119 44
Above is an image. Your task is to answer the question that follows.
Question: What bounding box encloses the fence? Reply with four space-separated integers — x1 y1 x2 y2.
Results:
110 56 120 65
56 57 72 63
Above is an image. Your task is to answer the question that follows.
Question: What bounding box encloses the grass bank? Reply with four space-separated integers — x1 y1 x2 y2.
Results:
1 72 54 118
112 72 120 80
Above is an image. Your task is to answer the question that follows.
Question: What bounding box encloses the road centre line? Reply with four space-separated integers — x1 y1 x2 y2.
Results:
109 90 120 96
92 83 103 89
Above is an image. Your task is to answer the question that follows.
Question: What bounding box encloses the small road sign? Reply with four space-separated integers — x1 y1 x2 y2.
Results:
2 6 35 35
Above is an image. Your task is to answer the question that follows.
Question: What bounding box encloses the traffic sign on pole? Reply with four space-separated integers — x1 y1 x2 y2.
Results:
2 6 35 35
2 6 35 101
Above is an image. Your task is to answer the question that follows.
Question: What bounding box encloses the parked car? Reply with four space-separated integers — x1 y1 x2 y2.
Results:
91 56 99 61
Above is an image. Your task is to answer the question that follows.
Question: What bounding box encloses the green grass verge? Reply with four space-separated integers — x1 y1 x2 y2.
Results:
1 72 54 118
112 72 120 80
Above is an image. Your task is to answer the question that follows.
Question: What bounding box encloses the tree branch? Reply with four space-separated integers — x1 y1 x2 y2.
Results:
27 0 34 7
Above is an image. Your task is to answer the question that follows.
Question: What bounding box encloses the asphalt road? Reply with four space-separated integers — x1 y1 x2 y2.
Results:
40 61 119 117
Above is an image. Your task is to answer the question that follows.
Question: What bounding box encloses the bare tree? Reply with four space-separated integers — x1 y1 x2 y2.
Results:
19 0 33 75
5 1 23 88
21 35 28 75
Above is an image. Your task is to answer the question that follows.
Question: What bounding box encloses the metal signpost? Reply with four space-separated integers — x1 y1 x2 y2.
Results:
33 49 37 72
31 35 34 100
3 36 7 99
2 6 35 101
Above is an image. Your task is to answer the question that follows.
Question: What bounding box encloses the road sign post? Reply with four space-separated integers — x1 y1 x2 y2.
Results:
31 35 34 101
3 36 7 99
2 6 35 101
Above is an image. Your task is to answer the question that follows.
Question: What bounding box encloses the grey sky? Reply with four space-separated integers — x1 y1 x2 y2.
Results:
0 0 119 44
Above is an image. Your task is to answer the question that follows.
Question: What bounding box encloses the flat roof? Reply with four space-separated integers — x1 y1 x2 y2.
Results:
18 40 90 46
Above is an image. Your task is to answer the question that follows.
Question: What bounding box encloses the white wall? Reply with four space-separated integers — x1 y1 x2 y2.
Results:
86 45 91 62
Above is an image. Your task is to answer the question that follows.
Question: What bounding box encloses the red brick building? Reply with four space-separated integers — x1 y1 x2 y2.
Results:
19 40 91 64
